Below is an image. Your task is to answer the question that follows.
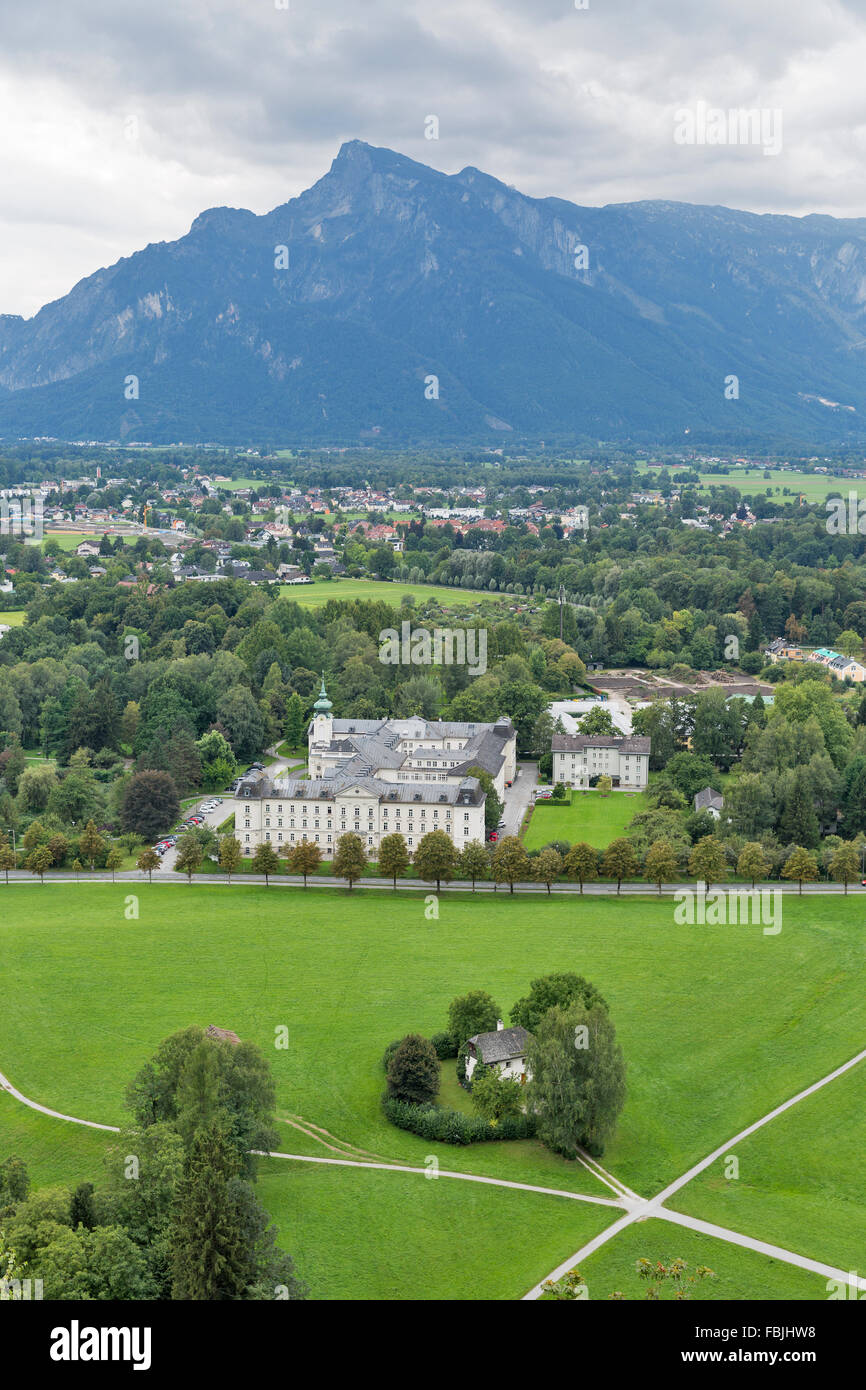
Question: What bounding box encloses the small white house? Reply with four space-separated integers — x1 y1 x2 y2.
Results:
465 1021 531 1084
693 786 724 819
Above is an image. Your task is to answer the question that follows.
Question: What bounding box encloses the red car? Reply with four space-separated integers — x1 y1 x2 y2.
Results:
487 830 499 843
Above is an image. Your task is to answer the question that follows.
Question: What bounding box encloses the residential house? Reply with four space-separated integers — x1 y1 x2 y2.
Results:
465 1021 532 1084
693 787 724 819
551 734 650 790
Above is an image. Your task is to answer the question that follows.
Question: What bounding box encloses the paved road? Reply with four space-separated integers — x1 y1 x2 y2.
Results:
3 871 865 896
499 760 537 838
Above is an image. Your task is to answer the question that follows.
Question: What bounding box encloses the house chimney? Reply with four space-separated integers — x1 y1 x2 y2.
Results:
496 1019 504 1031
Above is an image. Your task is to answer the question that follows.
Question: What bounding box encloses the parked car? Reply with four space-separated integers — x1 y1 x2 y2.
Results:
487 830 499 843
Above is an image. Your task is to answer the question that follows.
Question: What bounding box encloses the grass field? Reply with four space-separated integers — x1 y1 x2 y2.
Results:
279 578 498 608
697 469 852 502
257 1161 613 1300
674 1057 866 1278
217 477 292 491
0 610 26 626
640 466 854 503
574 1219 826 1301
524 789 649 850
42 531 104 551
2 881 866 1298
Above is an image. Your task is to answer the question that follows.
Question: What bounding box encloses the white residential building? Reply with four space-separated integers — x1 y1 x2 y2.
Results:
465 1022 532 1084
552 733 651 791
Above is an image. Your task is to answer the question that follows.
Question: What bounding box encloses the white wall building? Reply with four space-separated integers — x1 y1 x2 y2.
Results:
231 771 485 858
552 733 650 791
308 682 516 799
465 1022 531 1084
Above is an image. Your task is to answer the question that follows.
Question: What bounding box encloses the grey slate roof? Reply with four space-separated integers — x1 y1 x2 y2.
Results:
236 771 483 806
468 1025 532 1064
552 733 651 754
315 715 514 782
694 786 724 812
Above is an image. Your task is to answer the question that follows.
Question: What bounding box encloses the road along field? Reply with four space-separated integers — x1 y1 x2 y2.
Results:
2 883 865 1299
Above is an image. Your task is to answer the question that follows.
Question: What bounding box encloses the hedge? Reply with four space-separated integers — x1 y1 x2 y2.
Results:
382 1095 536 1146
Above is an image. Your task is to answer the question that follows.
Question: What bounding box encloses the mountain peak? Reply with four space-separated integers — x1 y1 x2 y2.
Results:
189 206 257 236
2 143 866 445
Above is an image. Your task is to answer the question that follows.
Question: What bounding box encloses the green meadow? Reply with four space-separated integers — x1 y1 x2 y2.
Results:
279 577 498 608
674 1057 866 1278
638 465 857 503
2 882 865 1298
524 790 650 850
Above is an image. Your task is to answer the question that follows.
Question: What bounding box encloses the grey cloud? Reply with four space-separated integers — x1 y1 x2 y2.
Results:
2 0 866 314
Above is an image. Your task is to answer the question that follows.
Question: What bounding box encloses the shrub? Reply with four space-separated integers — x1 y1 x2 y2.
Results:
431 1031 457 1060
382 1039 402 1071
385 1034 440 1105
382 1096 536 1146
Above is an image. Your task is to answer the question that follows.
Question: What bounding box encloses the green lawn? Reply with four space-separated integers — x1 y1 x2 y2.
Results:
0 1089 111 1192
524 789 649 850
674 1057 866 1278
42 532 104 551
639 466 853 504
279 578 497 608
695 468 853 503
0 609 26 626
3 882 866 1298
257 1161 613 1301
574 1219 826 1302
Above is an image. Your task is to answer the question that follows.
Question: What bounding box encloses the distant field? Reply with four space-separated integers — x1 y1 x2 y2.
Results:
524 789 649 850
279 578 495 608
642 467 854 503
0 610 26 626
217 477 293 491
697 469 852 502
42 532 103 551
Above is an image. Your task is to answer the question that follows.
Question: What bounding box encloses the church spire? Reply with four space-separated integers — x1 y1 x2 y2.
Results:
313 673 333 713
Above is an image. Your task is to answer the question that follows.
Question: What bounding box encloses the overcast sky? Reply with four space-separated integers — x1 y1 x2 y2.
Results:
2 0 866 316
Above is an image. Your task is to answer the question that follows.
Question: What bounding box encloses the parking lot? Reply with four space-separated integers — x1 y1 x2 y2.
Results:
155 794 231 872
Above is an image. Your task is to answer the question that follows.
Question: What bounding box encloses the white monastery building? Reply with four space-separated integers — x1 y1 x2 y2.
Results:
230 678 516 858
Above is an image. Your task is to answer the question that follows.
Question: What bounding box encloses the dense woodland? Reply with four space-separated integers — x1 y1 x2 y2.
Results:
2 445 866 879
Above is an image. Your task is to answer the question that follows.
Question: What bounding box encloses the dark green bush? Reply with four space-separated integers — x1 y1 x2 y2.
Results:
382 1095 535 1145
431 1031 457 1060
